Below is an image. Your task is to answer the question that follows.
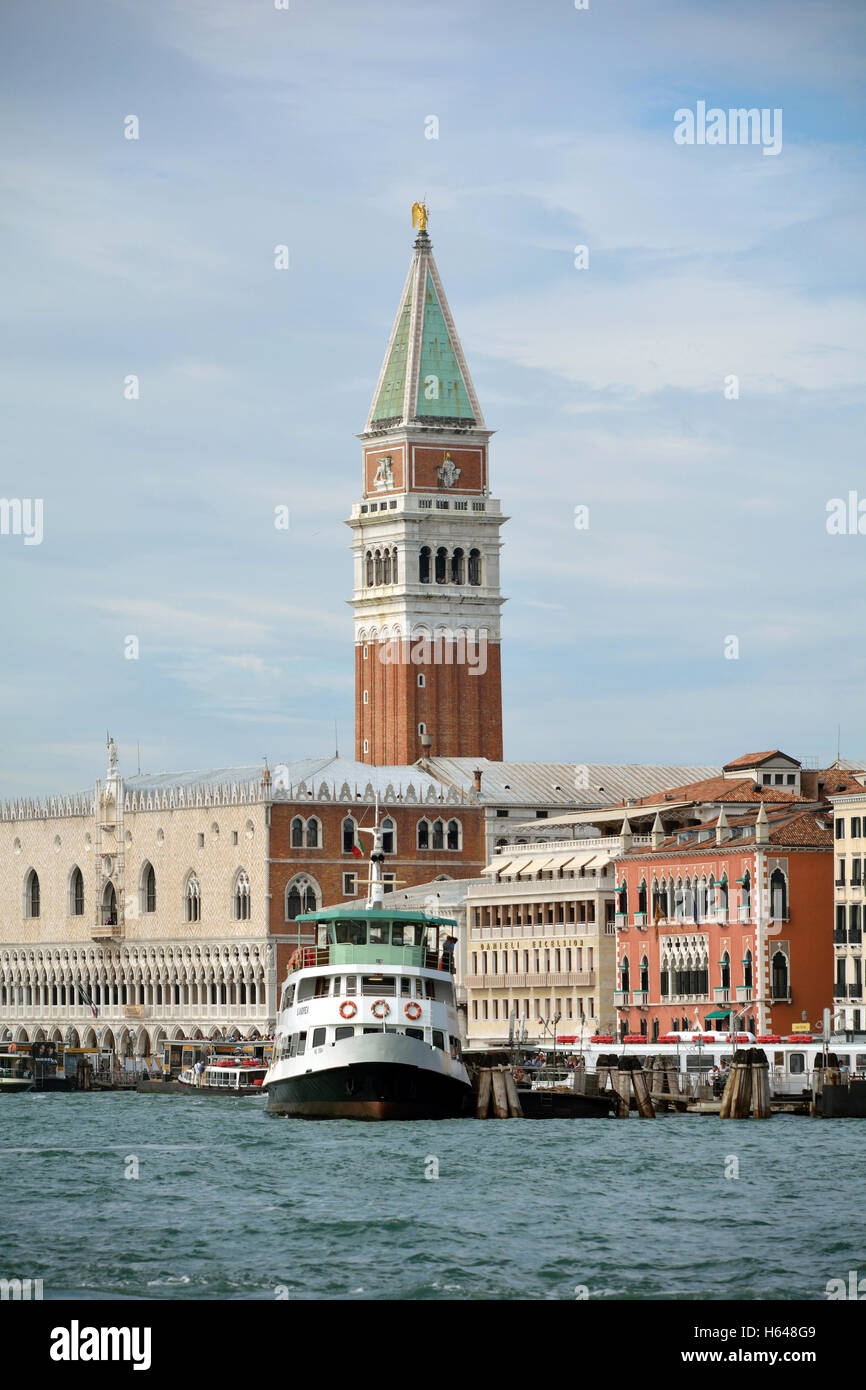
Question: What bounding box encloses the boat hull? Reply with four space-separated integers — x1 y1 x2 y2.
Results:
267 1060 471 1120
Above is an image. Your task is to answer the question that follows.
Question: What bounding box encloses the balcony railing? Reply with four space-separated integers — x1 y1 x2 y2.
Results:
465 971 595 990
715 908 729 923
633 913 647 927
735 986 753 1002
737 906 750 923
714 987 731 1002
632 990 649 1006
614 989 630 1006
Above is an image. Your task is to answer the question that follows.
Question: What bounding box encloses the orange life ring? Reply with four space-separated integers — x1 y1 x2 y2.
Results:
339 1000 357 1019
404 1001 422 1021
371 999 390 1019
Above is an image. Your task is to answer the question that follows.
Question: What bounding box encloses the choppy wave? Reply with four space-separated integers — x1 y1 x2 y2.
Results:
0 1093 859 1300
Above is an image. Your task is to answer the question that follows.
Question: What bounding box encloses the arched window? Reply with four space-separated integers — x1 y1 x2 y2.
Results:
620 955 630 992
69 866 84 917
771 950 789 1000
639 956 649 992
450 548 464 583
770 868 787 920
342 817 358 855
365 551 374 586
741 869 751 911
638 879 647 915
374 550 383 584
383 550 391 585
305 817 321 849
285 877 319 921
446 818 460 850
291 817 304 849
25 870 40 919
101 881 117 927
720 951 731 989
718 874 729 909
435 547 447 583
381 818 396 854
743 949 753 991
617 880 628 915
468 548 481 585
185 873 201 923
141 862 156 914
419 546 430 583
431 818 445 850
234 870 251 921
391 547 399 584
417 819 430 850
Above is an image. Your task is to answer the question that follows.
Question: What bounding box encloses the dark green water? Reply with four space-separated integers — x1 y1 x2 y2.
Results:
0 1092 862 1300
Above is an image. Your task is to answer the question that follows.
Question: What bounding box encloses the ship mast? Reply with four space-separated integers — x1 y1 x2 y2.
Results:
355 796 385 910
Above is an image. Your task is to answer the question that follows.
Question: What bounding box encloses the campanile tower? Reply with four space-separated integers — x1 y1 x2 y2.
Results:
348 207 506 765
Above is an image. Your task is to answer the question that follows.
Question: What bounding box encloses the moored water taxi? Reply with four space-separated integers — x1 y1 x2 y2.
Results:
0 1052 35 1094
177 1057 268 1095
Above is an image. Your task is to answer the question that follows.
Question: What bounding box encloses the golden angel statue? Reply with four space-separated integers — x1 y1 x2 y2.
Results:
411 201 429 232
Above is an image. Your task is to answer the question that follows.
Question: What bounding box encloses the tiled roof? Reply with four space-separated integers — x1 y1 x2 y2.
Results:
608 773 804 811
722 749 797 770
622 806 832 858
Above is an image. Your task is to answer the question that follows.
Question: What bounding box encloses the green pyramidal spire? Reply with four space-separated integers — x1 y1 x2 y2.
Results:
365 222 484 434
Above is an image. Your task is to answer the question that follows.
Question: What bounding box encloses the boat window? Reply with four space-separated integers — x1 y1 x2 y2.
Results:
369 923 389 945
400 977 411 997
857 1055 866 1070
432 1030 445 1050
789 1052 805 1074
335 1026 354 1042
334 919 367 945
406 1027 424 1041
424 980 435 999
392 922 421 946
345 975 357 996
311 1028 326 1048
836 1054 850 1067
297 1032 307 1056
289 1035 298 1057
415 979 424 998
298 979 317 1002
314 976 330 997
331 977 340 996
363 1027 379 1034
450 1037 461 1059
362 975 396 996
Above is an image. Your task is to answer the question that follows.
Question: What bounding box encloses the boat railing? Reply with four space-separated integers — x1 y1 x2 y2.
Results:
287 945 443 974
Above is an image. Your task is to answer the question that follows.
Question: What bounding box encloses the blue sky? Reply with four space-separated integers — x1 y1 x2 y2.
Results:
2 0 865 796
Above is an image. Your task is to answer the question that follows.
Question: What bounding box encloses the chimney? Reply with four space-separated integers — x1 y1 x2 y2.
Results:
472 768 483 794
651 812 663 850
715 807 729 845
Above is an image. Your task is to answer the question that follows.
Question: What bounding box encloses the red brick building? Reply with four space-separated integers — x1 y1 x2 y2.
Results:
265 758 486 982
614 804 833 1040
347 216 506 765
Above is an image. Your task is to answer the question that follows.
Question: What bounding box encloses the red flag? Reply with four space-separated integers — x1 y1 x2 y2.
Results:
351 841 363 859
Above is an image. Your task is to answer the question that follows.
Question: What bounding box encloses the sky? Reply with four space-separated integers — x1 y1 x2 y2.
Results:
1 0 865 797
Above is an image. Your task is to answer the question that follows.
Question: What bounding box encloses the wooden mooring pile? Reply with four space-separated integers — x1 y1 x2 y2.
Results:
594 1048 772 1119
719 1047 771 1119
474 1067 523 1118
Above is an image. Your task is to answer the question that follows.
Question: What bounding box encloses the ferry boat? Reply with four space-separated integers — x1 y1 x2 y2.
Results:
0 1052 35 1094
264 822 472 1120
177 1057 268 1095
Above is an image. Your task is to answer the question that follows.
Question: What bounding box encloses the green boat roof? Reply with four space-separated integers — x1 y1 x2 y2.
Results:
296 908 458 928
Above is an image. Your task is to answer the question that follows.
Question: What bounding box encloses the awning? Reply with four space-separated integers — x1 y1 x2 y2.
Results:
586 853 614 870
705 1008 734 1019
559 851 600 871
516 858 553 877
481 859 513 877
